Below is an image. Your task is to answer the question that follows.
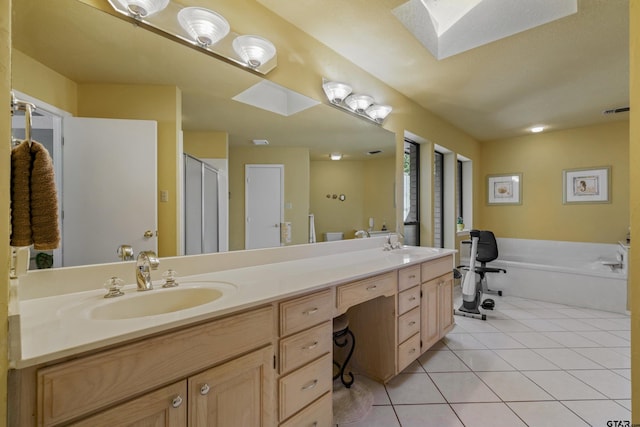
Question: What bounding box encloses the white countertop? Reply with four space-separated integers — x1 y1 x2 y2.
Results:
12 245 454 369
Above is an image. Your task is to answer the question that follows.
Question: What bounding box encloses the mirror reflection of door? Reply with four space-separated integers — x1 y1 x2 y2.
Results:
184 154 222 255
245 165 284 249
63 117 157 266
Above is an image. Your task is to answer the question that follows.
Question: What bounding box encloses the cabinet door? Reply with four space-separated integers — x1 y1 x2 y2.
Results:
439 276 454 335
420 281 440 351
189 345 275 427
71 381 186 427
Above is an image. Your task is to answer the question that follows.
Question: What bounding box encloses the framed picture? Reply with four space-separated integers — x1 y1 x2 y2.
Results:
563 166 610 204
487 173 522 205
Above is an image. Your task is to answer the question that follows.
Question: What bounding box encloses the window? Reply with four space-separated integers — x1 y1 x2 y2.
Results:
404 140 419 246
434 150 444 248
456 159 463 221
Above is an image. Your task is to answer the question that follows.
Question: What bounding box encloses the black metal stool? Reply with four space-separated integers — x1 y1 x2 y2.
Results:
332 313 355 388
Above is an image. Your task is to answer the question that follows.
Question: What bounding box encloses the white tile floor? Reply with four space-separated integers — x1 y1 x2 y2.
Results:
337 292 631 426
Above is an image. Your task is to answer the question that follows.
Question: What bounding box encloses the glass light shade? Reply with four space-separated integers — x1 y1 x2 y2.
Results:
109 0 169 18
345 94 374 113
233 35 277 68
178 7 230 47
322 81 352 104
365 104 393 122
330 152 342 160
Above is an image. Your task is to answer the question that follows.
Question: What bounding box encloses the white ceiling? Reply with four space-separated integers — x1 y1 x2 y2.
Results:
258 0 629 141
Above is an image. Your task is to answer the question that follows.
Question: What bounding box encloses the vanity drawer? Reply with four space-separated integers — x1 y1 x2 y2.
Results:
398 307 420 344
279 321 332 374
279 392 332 427
421 255 453 283
280 290 334 337
37 306 274 427
397 333 421 373
336 271 397 313
398 285 420 315
279 354 332 422
398 265 420 291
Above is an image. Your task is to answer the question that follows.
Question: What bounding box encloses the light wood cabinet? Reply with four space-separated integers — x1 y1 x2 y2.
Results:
70 381 187 427
278 291 333 425
189 346 275 427
421 272 455 352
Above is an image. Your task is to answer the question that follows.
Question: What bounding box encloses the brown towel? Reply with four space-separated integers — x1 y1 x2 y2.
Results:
30 141 60 250
10 140 32 247
9 140 61 250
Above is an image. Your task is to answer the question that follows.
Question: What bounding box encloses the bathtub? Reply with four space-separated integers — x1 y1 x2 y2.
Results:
460 238 628 313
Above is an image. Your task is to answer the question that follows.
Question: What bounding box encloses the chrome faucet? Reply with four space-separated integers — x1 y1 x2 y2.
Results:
384 232 404 251
355 230 370 238
136 250 159 291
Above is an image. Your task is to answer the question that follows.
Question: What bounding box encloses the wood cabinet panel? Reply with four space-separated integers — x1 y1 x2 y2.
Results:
279 354 332 422
279 321 332 375
398 306 420 344
280 290 333 337
398 265 420 292
398 285 420 315
37 306 274 426
279 392 332 427
336 271 396 314
397 333 420 373
70 381 186 427
420 280 440 351
421 255 453 283
189 346 275 427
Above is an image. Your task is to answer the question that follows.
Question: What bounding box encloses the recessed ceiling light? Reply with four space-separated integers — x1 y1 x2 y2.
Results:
530 126 545 133
252 139 269 145
330 152 342 160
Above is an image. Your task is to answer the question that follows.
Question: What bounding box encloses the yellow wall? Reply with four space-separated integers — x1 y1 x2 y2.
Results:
310 156 396 240
228 146 310 250
1 0 9 422
183 131 228 159
478 121 629 243
11 49 77 115
629 0 639 421
76 83 182 257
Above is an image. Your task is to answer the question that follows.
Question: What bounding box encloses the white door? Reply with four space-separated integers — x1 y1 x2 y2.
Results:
245 165 283 249
62 117 157 266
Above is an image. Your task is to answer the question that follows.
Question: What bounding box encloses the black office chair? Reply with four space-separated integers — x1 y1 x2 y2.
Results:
455 230 506 320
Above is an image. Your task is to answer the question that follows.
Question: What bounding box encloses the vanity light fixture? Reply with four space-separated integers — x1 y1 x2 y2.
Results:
107 0 278 74
322 79 393 125
233 35 277 68
530 125 545 133
108 0 169 18
177 7 230 47
345 94 374 113
322 81 352 104
365 104 393 123
330 152 342 161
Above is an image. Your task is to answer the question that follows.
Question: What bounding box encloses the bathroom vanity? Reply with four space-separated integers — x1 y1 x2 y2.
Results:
8 239 455 426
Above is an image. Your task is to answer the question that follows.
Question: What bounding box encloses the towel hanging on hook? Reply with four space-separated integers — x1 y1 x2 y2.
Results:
10 91 36 147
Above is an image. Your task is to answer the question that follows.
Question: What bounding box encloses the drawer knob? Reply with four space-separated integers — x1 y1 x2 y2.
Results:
200 383 211 395
303 341 319 350
301 379 318 391
409 274 416 279
409 321 416 326
366 285 377 291
303 307 319 315
409 348 417 354
172 395 183 408
409 296 417 301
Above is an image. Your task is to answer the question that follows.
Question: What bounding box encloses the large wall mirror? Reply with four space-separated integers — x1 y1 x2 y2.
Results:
11 0 396 268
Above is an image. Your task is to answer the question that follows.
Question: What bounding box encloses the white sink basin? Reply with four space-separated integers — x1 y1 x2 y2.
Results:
83 282 235 320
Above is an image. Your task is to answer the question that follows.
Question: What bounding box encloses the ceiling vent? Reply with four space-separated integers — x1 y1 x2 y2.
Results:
252 139 269 145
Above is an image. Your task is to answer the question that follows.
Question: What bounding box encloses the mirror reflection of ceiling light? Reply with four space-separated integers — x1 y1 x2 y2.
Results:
530 126 545 133
322 81 353 104
330 152 342 161
322 79 393 125
233 35 277 68
177 7 230 47
108 0 169 18
108 0 277 74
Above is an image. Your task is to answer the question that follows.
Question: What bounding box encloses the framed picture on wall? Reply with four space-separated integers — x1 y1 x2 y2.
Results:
487 173 522 205
563 166 611 204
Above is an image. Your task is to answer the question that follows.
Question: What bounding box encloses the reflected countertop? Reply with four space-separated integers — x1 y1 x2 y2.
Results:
12 245 455 369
